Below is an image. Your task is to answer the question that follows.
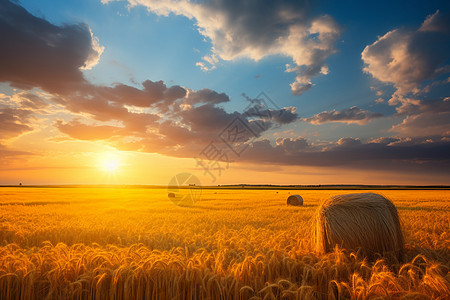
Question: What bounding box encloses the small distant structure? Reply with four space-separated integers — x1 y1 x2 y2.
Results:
287 194 303 206
168 193 175 198
19 183 22 186
189 184 196 186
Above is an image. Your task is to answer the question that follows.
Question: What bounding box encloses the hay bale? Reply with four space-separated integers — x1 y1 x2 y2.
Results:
168 192 175 198
287 194 303 206
315 193 404 260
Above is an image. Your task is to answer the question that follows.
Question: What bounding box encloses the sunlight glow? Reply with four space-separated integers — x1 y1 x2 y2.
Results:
104 159 119 172
99 154 121 173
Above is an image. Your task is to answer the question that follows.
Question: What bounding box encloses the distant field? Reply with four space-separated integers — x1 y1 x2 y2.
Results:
0 187 449 299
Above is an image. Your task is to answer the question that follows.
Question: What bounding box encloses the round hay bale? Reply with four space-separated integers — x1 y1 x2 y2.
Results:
315 193 404 260
287 194 303 206
168 192 175 198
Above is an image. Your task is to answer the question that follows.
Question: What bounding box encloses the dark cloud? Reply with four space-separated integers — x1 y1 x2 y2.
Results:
275 137 310 153
54 110 160 141
335 137 362 147
245 106 298 125
390 98 450 137
52 90 450 175
47 78 187 126
242 93 299 126
56 100 262 156
56 94 130 122
122 112 160 132
0 1 299 160
1 0 448 179
164 85 188 103
304 106 383 125
0 0 103 94
16 93 48 110
242 137 450 173
185 89 230 105
0 143 31 160
158 121 194 145
179 104 238 133
0 108 33 139
55 119 124 141
93 80 187 108
272 107 299 124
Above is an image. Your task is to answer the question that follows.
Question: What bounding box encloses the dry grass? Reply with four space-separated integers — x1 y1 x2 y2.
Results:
315 193 404 261
0 188 449 299
286 195 303 206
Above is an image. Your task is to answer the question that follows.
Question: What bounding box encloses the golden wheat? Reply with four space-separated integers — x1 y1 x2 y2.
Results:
0 188 449 299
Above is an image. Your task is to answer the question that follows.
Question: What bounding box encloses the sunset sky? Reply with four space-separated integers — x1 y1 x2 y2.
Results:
1 0 449 185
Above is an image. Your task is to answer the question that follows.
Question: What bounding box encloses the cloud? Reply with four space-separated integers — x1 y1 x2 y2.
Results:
271 107 298 124
0 143 31 161
304 106 383 125
51 79 450 174
0 91 49 142
390 98 450 137
242 93 299 126
275 137 310 153
242 136 450 173
362 10 450 103
0 108 34 139
48 78 189 124
7 92 49 110
2 1 448 179
113 0 340 95
0 2 246 148
184 88 230 105
95 80 187 108
362 11 450 138
244 105 299 125
0 0 103 93
179 103 237 133
56 94 130 122
55 119 124 141
285 16 340 95
122 112 160 131
174 103 262 145
195 54 218 71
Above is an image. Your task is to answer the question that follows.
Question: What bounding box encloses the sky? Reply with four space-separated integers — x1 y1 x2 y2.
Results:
0 0 449 185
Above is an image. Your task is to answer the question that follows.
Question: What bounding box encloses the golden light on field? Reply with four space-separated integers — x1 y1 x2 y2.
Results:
0 188 449 299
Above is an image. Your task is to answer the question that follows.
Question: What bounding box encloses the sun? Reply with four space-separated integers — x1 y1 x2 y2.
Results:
103 159 120 172
99 154 121 173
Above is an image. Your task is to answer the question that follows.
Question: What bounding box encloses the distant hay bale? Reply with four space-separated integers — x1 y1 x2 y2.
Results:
315 193 404 260
168 192 175 198
287 194 303 206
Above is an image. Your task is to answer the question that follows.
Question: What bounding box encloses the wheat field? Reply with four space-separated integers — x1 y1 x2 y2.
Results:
0 187 449 299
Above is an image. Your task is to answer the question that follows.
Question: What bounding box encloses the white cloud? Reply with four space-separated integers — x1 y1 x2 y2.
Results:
81 29 104 70
362 10 450 138
195 54 218 71
362 10 450 104
114 0 340 95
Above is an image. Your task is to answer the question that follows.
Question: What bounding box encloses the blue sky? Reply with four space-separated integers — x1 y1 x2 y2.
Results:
17 0 447 109
0 0 449 184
